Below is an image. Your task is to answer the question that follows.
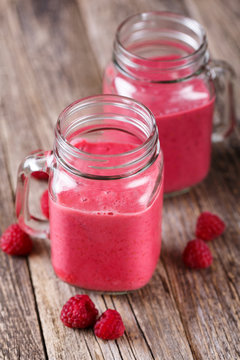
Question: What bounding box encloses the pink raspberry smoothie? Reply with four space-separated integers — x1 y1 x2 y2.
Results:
103 61 215 193
49 141 163 291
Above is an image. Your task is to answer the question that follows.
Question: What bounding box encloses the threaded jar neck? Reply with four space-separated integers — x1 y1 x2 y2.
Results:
54 95 161 179
113 12 209 82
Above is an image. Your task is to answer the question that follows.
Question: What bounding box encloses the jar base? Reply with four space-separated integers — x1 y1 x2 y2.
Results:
60 280 144 295
164 187 191 198
54 268 149 295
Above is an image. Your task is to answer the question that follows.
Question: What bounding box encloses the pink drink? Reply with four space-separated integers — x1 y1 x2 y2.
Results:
103 60 215 193
50 141 163 291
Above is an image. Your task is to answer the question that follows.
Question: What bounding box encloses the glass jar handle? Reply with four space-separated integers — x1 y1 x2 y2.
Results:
208 60 236 142
15 150 54 238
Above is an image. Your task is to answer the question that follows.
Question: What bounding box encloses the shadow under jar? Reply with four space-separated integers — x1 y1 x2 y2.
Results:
103 12 235 195
16 95 164 293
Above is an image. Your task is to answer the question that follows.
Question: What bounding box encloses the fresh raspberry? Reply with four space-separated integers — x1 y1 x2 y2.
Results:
0 223 32 256
196 212 225 241
182 239 212 269
60 295 98 328
31 171 49 180
41 190 49 219
94 309 125 340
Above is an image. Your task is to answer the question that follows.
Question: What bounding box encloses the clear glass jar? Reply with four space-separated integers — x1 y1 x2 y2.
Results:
16 95 164 292
103 12 235 195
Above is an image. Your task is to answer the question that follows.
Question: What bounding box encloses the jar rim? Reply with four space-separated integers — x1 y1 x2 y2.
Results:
54 94 161 179
56 94 157 156
114 11 208 82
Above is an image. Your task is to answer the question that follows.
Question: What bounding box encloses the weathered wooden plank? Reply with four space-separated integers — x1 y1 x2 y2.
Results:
0 147 46 358
184 0 240 115
16 0 101 114
1 0 101 358
77 0 189 72
157 136 240 360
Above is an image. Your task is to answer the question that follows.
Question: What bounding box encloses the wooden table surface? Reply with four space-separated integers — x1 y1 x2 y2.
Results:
1 0 240 359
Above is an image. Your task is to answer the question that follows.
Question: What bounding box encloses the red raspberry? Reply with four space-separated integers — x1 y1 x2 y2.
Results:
32 171 49 180
60 295 98 328
182 239 212 269
196 212 225 241
0 223 32 256
41 190 49 219
94 309 125 340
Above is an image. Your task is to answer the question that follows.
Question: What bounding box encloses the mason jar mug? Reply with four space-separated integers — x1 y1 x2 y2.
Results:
16 95 164 292
103 12 236 195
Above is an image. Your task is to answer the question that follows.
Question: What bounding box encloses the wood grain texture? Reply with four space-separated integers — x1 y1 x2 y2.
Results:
77 0 189 72
0 0 240 359
184 0 240 116
0 145 46 358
